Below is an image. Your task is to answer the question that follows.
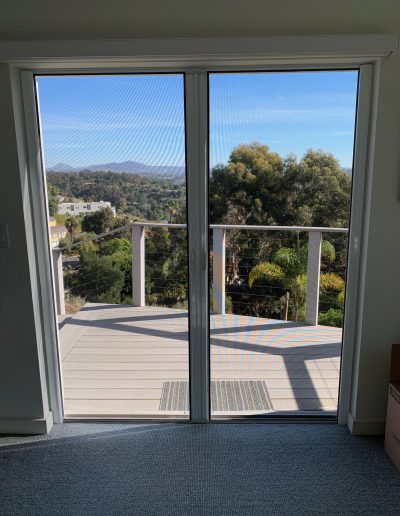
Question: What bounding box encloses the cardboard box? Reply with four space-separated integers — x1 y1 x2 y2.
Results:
384 344 400 471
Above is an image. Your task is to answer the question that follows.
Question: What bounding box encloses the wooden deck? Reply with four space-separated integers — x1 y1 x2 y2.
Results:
59 303 342 418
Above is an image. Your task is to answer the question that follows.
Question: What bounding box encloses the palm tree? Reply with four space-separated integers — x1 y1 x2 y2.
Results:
64 216 79 243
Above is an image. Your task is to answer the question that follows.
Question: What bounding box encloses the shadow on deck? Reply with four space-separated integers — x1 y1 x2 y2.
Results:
58 303 342 419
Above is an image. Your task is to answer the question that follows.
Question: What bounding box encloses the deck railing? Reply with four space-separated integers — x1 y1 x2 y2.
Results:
52 222 348 325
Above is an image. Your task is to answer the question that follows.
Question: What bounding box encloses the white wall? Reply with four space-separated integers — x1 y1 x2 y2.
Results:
349 54 400 434
0 2 400 434
0 64 53 434
1 1 400 40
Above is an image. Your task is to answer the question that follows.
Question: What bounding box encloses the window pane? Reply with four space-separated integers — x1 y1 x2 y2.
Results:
37 74 190 419
209 71 358 418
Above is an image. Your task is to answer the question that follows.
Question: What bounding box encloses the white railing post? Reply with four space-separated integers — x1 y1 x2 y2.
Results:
132 225 145 307
213 227 226 314
52 249 65 315
305 231 322 325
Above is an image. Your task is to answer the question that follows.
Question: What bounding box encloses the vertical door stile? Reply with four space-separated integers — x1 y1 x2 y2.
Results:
185 71 210 422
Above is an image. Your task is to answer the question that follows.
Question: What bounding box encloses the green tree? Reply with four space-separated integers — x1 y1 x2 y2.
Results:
99 237 131 256
166 200 179 223
145 227 188 307
70 254 124 303
210 142 284 225
47 182 59 217
49 143 351 319
99 237 132 299
46 170 186 222
248 240 342 323
81 207 115 234
210 143 351 228
64 216 80 243
282 149 352 228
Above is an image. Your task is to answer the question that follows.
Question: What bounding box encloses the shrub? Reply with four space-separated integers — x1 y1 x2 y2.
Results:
319 273 345 312
79 241 99 260
225 295 233 313
99 237 131 256
248 262 285 287
321 240 336 262
318 308 343 327
70 254 124 303
272 248 302 277
320 273 344 293
64 294 85 314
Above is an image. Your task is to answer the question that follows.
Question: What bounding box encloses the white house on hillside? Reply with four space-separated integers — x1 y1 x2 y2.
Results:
57 201 116 216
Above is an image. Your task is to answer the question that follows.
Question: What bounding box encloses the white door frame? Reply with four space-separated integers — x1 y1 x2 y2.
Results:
8 35 389 425
185 71 210 421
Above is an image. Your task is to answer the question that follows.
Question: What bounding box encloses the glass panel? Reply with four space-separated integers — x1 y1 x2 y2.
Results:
36 74 189 419
209 71 359 418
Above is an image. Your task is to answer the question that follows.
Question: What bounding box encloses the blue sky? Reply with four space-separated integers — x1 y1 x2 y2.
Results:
37 70 358 170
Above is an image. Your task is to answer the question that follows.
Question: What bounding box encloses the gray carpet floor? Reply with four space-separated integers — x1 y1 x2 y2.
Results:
0 423 399 515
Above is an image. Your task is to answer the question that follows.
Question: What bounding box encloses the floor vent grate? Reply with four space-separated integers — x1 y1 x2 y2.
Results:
159 380 189 412
159 380 273 412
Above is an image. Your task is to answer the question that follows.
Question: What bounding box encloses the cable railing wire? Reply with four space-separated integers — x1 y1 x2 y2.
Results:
58 222 348 325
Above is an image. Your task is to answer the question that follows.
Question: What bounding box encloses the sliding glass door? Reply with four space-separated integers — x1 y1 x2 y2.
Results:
208 71 359 418
36 74 190 419
33 67 363 421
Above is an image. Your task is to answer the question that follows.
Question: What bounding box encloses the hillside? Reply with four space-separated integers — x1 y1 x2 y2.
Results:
47 160 185 179
47 170 186 221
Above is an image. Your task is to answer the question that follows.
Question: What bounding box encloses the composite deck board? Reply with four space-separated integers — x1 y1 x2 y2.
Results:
63 370 190 380
65 354 189 363
75 343 339 354
63 379 166 389
59 303 342 418
63 377 339 389
64 388 163 400
64 354 340 366
64 387 337 400
63 362 340 372
71 347 189 354
63 369 338 380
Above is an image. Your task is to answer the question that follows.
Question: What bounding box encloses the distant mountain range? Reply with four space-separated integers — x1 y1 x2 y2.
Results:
47 160 352 177
47 160 185 177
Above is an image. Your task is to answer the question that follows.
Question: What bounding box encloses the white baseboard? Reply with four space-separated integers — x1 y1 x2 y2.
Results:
347 412 386 435
0 411 53 435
